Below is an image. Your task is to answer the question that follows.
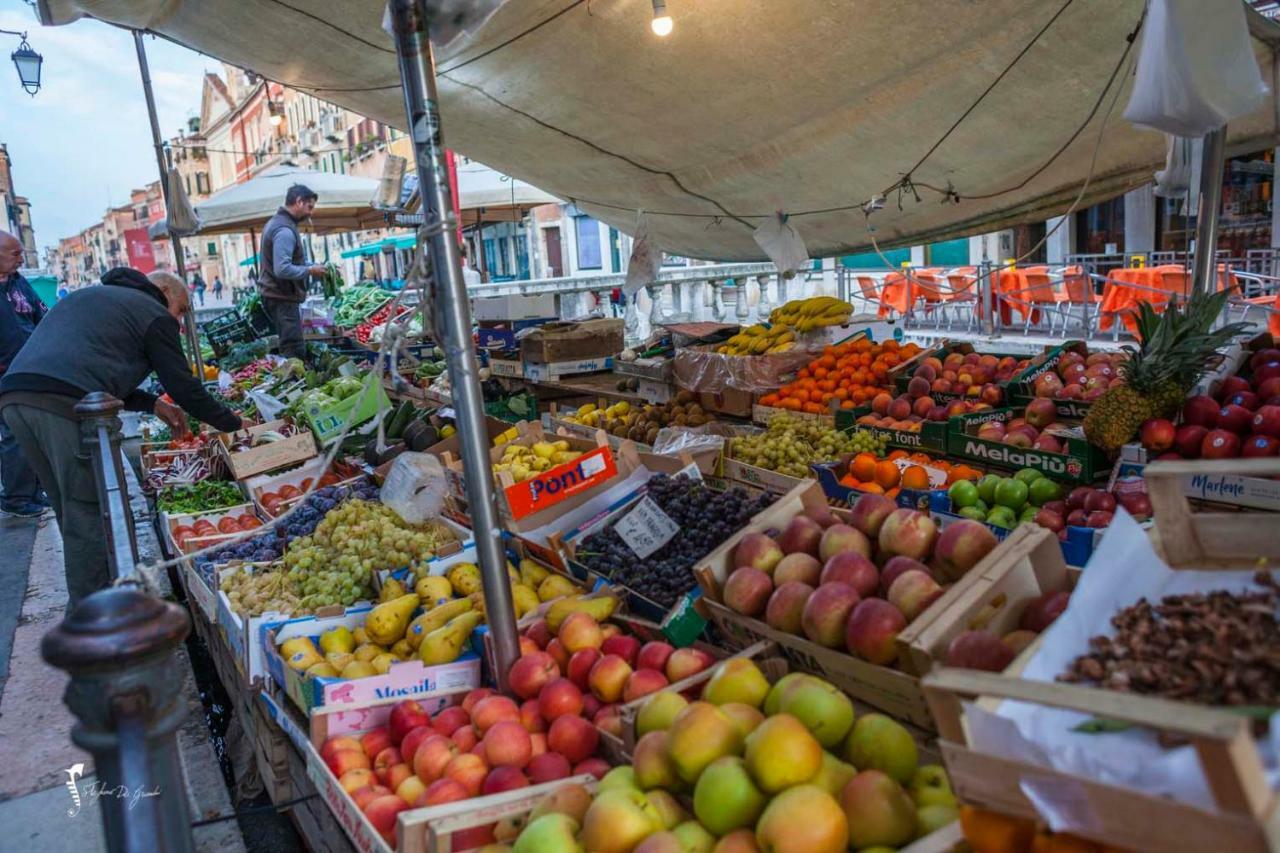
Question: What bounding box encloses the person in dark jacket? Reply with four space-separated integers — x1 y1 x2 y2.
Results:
258 184 325 359
0 268 245 607
0 231 47 518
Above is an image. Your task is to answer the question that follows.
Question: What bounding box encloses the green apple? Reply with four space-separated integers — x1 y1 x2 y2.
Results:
916 804 960 837
908 764 957 809
976 474 1002 505
958 506 987 522
671 821 716 853
692 757 767 835
1027 477 1063 507
985 506 1017 529
1013 467 1044 486
1019 504 1039 523
598 766 640 793
992 478 1029 509
514 814 584 853
843 714 918 784
947 479 979 509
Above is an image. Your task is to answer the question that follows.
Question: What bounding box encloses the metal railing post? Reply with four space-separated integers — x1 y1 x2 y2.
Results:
43 587 194 853
76 393 139 579
389 0 520 689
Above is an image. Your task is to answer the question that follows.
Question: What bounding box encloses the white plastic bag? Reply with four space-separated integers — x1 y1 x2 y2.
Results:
380 452 449 525
624 213 663 297
1152 134 1194 198
1123 0 1268 137
752 213 809 279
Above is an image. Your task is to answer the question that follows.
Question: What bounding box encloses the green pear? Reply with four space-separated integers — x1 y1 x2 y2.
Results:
843 714 918 784
915 803 959 837
702 658 771 708
908 764 956 808
693 757 766 836
580 789 663 853
671 821 716 853
598 766 641 793
778 677 855 748
809 751 858 797
636 691 689 736
762 672 808 715
513 814 582 853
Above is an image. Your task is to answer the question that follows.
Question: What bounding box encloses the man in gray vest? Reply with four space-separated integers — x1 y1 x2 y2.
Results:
259 184 326 359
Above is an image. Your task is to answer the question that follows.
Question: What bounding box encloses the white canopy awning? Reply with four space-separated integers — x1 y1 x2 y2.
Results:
171 164 385 236
39 0 1280 260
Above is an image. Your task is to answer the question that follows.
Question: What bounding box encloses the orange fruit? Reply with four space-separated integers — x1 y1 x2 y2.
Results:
901 465 930 490
874 460 901 489
851 452 878 482
886 486 901 500
857 482 885 495
887 449 909 461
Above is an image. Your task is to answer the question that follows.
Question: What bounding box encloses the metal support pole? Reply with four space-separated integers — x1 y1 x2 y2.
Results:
389 0 520 691
77 393 139 580
1191 124 1227 296
42 587 194 853
980 259 996 337
133 31 203 381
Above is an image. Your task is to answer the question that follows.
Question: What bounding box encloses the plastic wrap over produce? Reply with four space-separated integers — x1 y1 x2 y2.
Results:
674 343 814 394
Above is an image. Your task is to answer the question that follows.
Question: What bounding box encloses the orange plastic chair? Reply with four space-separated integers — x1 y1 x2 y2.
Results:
856 275 880 303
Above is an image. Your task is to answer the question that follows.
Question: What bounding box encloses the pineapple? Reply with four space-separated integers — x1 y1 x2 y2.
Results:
1083 290 1248 452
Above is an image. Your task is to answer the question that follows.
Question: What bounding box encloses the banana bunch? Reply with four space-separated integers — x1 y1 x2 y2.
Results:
493 440 583 482
717 322 797 356
769 296 852 331
564 401 631 429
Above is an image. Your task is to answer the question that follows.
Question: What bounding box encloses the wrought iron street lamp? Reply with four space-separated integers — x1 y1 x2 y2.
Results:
0 30 42 95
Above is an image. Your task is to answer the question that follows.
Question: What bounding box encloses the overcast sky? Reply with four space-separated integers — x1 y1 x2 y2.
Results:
0 2 212 256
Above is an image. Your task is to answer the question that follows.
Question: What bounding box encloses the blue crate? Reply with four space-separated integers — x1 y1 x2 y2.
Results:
927 492 1099 566
810 461 931 510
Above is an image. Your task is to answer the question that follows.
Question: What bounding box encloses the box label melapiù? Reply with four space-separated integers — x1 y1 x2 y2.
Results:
503 445 618 519
954 437 1085 480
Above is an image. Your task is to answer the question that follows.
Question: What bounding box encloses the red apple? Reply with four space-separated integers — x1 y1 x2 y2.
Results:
566 647 602 691
636 641 675 673
364 795 410 843
388 700 432 745
622 668 669 702
483 720 533 769
1252 405 1280 438
1202 428 1241 459
845 598 907 665
547 713 599 764
1174 424 1209 458
397 727 434 768
1241 434 1280 457
525 619 552 650
412 734 459 785
600 634 641 667
519 699 546 734
1181 395 1219 428
1217 404 1254 435
574 758 610 780
820 551 879 598
1082 491 1116 514
1139 418 1176 453
481 766 530 795
526 751 572 784
664 647 713 682
538 678 585 721
431 706 470 738
1217 375 1252 400
471 695 521 736
461 688 494 715
508 651 560 700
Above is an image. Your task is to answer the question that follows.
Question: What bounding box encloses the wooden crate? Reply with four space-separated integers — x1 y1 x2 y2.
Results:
894 524 1075 678
1146 457 1280 568
216 419 318 480
413 776 598 853
921 669 1278 853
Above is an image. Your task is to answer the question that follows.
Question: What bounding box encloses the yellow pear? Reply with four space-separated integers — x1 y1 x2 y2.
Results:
519 558 550 589
364 594 418 646
447 563 482 596
415 575 453 606
379 576 409 603
305 662 338 679
371 653 399 674
390 639 414 659
341 660 378 679
511 584 540 618
419 611 483 665
325 651 355 672
536 574 579 604
352 626 371 646
545 592 618 632
318 625 355 655
281 637 323 672
405 598 473 649
353 643 383 663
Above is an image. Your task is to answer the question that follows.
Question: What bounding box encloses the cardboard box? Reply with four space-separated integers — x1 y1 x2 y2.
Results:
751 401 832 425
183 560 219 625
217 419 317 480
471 293 557 322
304 375 392 445
520 318 623 363
692 387 755 418
246 459 362 517
946 408 1109 483
486 355 523 378
720 457 810 496
216 562 298 687
522 356 613 381
263 605 482 715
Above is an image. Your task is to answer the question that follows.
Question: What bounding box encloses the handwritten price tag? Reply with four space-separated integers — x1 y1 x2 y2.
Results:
615 497 679 559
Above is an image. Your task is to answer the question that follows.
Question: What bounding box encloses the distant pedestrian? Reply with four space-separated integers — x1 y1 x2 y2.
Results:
212 275 224 301
258 184 325 360
191 272 206 306
0 231 47 518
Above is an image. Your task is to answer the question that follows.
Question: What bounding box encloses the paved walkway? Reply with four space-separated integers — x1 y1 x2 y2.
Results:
0 461 246 853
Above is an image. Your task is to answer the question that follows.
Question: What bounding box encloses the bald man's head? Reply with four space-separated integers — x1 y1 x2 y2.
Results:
149 271 191 321
0 231 22 278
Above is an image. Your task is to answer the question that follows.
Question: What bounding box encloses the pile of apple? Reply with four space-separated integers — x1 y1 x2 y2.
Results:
509 659 959 852
971 399 1074 453
1142 349 1280 460
1030 348 1127 402
861 386 991 429
509 612 715 740
720 498 999 668
910 351 1033 399
944 588 1070 672
317 686 610 845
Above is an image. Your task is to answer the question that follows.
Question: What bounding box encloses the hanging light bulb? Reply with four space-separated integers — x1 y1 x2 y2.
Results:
651 0 673 36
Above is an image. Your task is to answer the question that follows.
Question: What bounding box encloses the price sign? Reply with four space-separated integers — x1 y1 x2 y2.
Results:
438 407 455 420
615 496 679 559
676 461 703 481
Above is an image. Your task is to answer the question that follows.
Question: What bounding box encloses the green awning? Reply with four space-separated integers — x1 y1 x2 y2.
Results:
340 233 417 259
239 254 258 267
